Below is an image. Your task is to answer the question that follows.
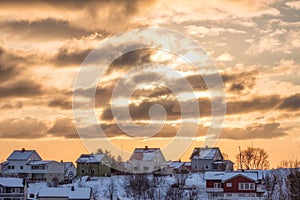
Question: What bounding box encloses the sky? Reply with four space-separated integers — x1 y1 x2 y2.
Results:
0 0 299 168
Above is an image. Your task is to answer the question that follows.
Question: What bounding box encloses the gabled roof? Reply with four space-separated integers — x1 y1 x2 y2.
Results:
190 147 223 160
0 177 24 187
169 162 185 169
38 187 91 199
129 147 165 161
7 149 42 161
205 171 258 183
76 154 106 163
63 162 75 170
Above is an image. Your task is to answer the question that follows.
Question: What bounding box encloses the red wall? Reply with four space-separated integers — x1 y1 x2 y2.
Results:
206 180 222 188
224 176 256 193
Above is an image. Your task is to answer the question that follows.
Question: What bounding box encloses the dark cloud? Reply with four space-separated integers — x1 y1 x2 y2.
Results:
226 95 281 114
0 18 104 41
107 49 154 74
0 80 43 98
222 71 257 93
52 47 93 67
279 93 300 111
221 123 288 140
47 118 78 138
101 97 211 121
0 117 47 139
48 98 72 110
0 46 25 82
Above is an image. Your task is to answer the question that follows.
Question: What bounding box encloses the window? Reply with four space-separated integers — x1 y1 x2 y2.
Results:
238 183 255 190
226 193 232 197
133 167 138 171
20 166 23 170
144 166 149 171
11 188 19 193
226 183 232 187
81 169 85 173
214 182 221 188
11 166 15 170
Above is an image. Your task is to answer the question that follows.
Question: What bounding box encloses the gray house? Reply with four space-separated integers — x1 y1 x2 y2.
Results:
190 147 234 172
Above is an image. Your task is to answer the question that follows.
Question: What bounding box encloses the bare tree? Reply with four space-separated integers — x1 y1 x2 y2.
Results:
278 158 300 168
236 147 270 170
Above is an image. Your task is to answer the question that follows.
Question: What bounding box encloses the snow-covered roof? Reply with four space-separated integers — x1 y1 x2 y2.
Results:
63 162 74 170
0 177 24 187
27 160 54 165
130 147 164 161
38 187 91 199
190 147 223 160
7 149 41 161
76 154 106 163
205 171 258 182
169 162 184 169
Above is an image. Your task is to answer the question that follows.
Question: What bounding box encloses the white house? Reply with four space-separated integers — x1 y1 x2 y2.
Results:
2 148 42 178
190 147 234 172
28 160 65 182
2 149 76 183
63 162 76 181
0 177 25 200
127 146 167 173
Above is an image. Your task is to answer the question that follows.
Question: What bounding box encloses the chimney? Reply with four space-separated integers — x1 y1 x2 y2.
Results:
21 148 25 152
145 146 148 150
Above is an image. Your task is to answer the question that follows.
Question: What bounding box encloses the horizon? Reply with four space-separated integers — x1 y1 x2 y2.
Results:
0 0 299 169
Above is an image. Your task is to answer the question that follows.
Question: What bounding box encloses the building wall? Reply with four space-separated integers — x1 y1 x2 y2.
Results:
30 162 65 182
206 180 222 188
224 176 256 193
191 159 214 171
64 164 76 180
77 163 111 177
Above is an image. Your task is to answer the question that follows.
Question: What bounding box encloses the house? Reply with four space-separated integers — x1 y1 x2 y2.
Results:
2 148 42 178
205 171 265 199
190 146 234 172
63 162 76 181
27 160 65 182
36 187 93 200
127 146 167 173
168 161 191 174
76 154 111 177
0 177 25 200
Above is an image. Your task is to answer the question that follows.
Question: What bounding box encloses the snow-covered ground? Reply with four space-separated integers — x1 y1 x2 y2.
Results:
27 173 208 199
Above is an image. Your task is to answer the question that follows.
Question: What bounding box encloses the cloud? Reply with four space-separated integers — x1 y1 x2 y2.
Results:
185 25 246 38
279 93 300 111
0 102 23 109
226 95 281 114
106 49 154 74
221 122 288 140
216 52 235 62
47 118 78 139
0 117 47 139
0 80 43 98
0 0 156 32
286 1 300 10
0 18 99 41
52 47 92 67
48 98 72 110
0 47 24 81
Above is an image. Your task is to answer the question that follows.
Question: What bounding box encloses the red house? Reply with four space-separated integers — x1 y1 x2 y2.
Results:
205 171 265 199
